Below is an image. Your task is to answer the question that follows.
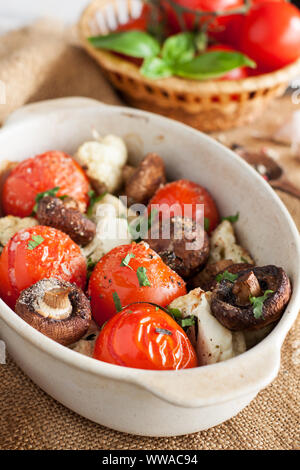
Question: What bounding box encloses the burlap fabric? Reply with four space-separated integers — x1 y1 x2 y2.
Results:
0 20 299 450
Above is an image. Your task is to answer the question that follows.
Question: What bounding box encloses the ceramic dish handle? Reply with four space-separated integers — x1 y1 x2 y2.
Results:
131 339 282 408
3 97 108 128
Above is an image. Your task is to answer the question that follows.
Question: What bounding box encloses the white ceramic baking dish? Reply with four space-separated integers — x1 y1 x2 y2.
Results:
0 97 299 437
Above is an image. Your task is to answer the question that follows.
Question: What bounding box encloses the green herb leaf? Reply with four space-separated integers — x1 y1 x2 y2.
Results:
167 307 183 319
195 31 208 53
136 267 151 287
141 57 173 79
87 257 97 279
88 31 160 59
155 328 172 336
181 317 196 328
129 208 158 242
216 270 238 283
222 212 240 223
173 51 256 80
112 292 122 313
204 217 210 232
33 186 60 213
250 290 274 320
27 235 45 250
162 32 195 66
87 190 107 216
120 253 135 270
241 257 249 263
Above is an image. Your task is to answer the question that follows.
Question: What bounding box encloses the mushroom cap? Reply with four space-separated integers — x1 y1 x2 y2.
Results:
190 260 253 292
144 216 209 279
15 278 92 345
125 153 166 205
210 265 292 331
36 196 96 246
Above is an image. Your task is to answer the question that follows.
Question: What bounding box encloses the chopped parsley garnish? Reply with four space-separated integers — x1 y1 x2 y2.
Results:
87 190 107 216
112 292 122 312
221 212 240 223
33 186 60 213
27 235 44 250
155 328 172 336
216 270 238 283
167 307 196 331
120 253 135 270
250 290 274 319
180 317 196 328
87 257 97 279
241 257 249 263
136 267 151 287
204 217 210 232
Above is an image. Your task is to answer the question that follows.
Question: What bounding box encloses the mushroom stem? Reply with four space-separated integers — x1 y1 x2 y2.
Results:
232 271 262 305
44 287 71 309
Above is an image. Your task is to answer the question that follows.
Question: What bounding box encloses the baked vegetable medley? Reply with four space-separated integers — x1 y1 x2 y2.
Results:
0 134 292 370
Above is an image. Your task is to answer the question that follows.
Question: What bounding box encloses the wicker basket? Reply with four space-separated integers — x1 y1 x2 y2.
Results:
79 0 300 132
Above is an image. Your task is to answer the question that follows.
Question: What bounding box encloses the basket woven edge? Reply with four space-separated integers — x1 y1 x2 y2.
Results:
79 0 300 96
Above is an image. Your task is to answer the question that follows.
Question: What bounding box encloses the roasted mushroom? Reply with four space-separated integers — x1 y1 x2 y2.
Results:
125 153 166 205
144 216 209 279
36 196 96 246
191 261 253 292
210 265 292 331
15 278 91 345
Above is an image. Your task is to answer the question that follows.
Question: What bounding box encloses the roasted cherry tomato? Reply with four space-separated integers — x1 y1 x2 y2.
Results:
2 151 90 217
93 303 198 370
207 45 249 79
88 242 186 326
241 2 300 72
0 225 87 309
148 180 219 233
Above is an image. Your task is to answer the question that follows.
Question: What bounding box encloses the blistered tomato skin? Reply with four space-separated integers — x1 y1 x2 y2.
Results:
0 226 87 309
2 151 90 217
148 179 219 233
88 242 186 326
93 304 198 370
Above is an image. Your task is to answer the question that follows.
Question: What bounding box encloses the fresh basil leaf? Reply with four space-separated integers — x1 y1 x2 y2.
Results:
33 186 60 213
216 270 238 283
120 253 135 270
27 235 44 251
155 328 172 336
195 31 207 53
136 267 151 287
162 32 195 66
173 51 256 80
222 212 240 223
88 31 160 59
250 290 273 320
112 292 122 313
141 57 173 79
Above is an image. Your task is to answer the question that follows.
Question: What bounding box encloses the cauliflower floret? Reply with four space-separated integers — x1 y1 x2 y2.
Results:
169 288 246 366
75 135 128 194
89 194 130 224
209 220 254 264
83 197 132 263
0 216 38 252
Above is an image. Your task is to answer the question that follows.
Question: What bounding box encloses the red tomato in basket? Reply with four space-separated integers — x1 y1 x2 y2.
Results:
0 226 87 309
93 303 198 370
165 0 244 33
2 151 90 217
115 4 149 32
148 180 219 234
88 242 186 326
241 3 300 72
207 45 249 79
